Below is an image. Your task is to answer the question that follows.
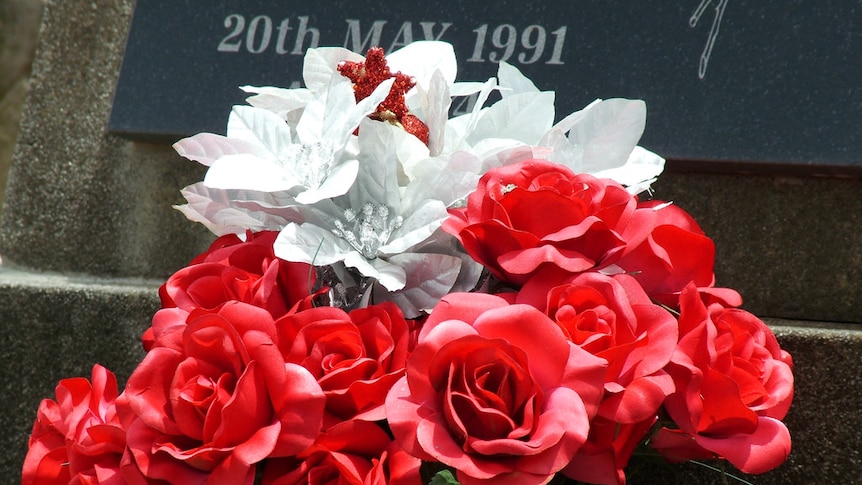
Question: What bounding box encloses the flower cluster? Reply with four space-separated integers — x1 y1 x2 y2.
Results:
24 42 793 484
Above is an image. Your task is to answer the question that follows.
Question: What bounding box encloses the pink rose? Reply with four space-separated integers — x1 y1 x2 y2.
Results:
260 420 421 485
22 364 126 485
517 270 677 424
119 302 325 483
276 302 412 424
652 284 794 474
386 293 606 485
443 160 655 286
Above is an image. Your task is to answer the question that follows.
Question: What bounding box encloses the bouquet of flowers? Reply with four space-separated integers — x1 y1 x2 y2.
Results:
22 41 794 485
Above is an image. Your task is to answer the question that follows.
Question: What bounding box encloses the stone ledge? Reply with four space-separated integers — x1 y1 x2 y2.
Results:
1 272 859 484
0 270 158 483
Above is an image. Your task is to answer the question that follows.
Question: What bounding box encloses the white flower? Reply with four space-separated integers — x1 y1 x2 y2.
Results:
428 60 665 194
171 40 666 315
273 119 479 315
174 75 395 205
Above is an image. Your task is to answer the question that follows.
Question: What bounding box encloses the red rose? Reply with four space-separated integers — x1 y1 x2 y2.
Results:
22 364 126 485
277 302 412 425
443 160 655 286
562 415 657 485
260 420 421 485
159 230 317 317
386 293 606 485
119 302 325 483
652 283 794 474
517 270 677 424
615 201 740 308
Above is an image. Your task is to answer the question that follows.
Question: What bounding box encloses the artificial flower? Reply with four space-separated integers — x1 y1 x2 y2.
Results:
159 230 317 318
614 200 742 308
174 73 395 205
443 159 656 286
119 303 326 483
517 270 677 424
259 420 421 485
652 283 794 474
386 293 606 484
24 39 794 485
22 365 126 485
274 118 480 314
276 301 412 425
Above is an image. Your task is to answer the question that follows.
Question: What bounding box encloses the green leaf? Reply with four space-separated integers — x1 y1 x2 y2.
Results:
429 469 460 485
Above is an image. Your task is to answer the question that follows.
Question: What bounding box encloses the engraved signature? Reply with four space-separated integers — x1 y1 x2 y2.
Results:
690 0 729 79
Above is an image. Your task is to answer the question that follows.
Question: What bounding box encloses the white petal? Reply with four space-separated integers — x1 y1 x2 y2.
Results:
401 161 480 209
204 154 300 192
389 127 431 181
295 159 360 204
175 183 291 236
445 77 498 152
274 222 353 265
497 61 539 96
387 41 457 87
373 253 462 317
449 81 491 97
173 133 270 167
302 47 362 91
242 85 314 117
467 91 555 146
542 98 602 143
379 199 448 255
568 98 647 173
593 146 665 194
343 253 406 291
418 69 451 158
227 105 293 153
352 119 403 210
323 77 395 143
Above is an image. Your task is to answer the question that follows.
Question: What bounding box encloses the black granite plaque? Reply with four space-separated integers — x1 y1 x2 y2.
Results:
108 1 861 171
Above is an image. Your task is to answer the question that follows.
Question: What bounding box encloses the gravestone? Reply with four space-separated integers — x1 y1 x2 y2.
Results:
0 0 860 483
109 1 861 171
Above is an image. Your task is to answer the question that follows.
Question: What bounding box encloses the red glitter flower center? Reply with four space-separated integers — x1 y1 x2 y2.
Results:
337 47 429 145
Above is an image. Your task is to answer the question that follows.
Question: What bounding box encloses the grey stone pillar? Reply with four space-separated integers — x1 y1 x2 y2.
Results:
0 0 212 481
